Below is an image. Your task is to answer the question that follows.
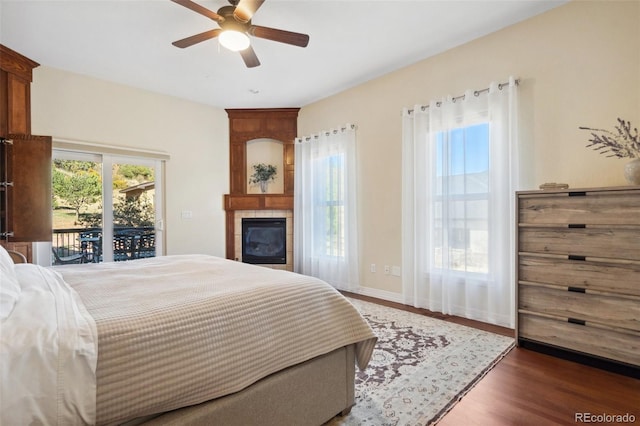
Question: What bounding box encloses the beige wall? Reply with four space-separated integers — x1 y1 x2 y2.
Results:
31 67 230 257
298 1 640 298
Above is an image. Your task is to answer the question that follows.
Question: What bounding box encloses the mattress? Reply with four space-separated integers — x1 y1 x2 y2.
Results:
55 255 377 425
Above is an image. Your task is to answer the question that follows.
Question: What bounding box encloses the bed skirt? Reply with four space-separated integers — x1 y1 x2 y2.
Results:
133 345 356 426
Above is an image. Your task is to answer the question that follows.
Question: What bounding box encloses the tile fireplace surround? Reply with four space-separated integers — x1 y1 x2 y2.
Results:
234 209 293 271
223 193 294 271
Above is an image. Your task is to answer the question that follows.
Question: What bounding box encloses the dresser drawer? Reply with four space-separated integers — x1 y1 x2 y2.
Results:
519 284 640 331
518 255 640 296
519 227 640 261
519 313 640 366
518 190 640 225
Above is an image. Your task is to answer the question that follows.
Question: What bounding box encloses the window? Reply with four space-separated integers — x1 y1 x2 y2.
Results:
402 78 520 327
315 153 345 258
433 123 489 274
294 125 359 291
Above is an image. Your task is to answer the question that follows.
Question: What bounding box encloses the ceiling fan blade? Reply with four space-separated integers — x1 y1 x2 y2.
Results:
234 0 265 23
240 45 261 68
248 25 309 48
172 29 222 48
171 0 224 23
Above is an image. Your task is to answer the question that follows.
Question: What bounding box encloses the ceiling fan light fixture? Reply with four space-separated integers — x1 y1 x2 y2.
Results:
219 30 250 52
170 0 310 68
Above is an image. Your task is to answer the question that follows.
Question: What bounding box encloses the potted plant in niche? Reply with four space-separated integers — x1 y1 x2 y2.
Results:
580 118 640 185
249 163 277 193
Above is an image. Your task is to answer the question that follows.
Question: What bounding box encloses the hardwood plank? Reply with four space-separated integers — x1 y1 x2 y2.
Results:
439 348 640 426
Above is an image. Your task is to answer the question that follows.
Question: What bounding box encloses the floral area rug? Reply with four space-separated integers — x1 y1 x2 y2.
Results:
328 298 515 426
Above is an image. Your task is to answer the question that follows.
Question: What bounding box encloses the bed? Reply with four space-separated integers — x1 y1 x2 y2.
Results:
0 247 376 426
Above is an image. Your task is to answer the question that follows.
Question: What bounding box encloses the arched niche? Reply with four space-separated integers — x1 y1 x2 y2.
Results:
225 108 298 195
246 138 284 194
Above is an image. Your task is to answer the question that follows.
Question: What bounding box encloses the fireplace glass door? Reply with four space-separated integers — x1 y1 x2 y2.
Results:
242 218 286 264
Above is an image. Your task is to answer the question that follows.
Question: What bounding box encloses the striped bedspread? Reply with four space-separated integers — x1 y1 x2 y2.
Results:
56 255 377 425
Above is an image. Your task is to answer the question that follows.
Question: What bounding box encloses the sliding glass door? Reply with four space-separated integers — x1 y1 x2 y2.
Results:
51 151 103 264
107 157 158 262
52 150 163 264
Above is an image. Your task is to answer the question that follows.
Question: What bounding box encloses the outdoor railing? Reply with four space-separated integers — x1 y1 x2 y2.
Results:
52 227 155 264
52 228 91 257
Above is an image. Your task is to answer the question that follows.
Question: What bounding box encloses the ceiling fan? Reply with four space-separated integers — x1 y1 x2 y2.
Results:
170 0 310 68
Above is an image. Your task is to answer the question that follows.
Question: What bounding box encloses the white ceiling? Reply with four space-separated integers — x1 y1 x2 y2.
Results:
0 0 566 109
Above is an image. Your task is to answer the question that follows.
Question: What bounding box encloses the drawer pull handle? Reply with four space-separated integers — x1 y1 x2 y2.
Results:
568 286 586 293
568 318 586 326
568 255 586 261
568 191 587 197
568 224 586 228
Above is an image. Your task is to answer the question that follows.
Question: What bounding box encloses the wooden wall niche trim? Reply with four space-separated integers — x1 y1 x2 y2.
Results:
225 108 299 195
224 194 294 211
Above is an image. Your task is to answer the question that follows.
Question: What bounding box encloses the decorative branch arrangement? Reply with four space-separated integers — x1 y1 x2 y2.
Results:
580 118 640 159
249 163 277 184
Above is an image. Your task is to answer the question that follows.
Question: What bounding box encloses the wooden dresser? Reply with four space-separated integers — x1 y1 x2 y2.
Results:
516 186 640 377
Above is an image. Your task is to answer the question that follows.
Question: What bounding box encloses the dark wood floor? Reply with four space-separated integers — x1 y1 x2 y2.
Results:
343 292 640 426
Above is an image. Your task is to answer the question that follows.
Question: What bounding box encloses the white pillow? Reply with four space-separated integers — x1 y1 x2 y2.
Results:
0 245 21 320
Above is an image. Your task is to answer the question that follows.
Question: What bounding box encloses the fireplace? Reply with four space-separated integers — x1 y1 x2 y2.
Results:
242 218 286 264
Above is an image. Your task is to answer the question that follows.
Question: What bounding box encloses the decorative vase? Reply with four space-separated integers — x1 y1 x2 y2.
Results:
259 180 269 193
624 158 640 185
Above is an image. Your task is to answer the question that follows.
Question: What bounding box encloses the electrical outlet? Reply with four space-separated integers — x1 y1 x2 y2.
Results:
370 263 376 273
391 266 401 277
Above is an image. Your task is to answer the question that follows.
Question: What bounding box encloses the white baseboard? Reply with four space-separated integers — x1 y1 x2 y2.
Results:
353 286 404 304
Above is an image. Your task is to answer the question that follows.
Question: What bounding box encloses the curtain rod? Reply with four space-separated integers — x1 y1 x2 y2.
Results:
296 123 356 143
407 78 520 114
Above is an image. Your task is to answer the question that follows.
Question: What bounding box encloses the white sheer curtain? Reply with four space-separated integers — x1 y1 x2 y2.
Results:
402 77 519 327
294 124 359 291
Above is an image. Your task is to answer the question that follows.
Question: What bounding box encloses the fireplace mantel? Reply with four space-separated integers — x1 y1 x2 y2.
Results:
224 194 293 211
